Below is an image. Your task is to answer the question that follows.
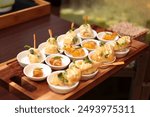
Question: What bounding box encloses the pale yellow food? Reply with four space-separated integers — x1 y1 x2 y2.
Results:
79 24 94 38
73 60 98 75
91 44 115 63
33 68 43 77
114 36 131 51
103 32 118 40
28 48 42 63
45 37 58 54
63 30 78 45
50 67 81 86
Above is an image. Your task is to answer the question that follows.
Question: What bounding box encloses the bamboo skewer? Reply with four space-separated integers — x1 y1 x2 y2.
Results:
71 22 74 30
83 16 88 24
33 33 36 49
48 29 53 38
100 61 125 67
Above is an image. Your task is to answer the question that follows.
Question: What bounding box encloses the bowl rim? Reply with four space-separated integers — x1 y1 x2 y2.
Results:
47 70 79 90
64 47 89 59
97 31 119 42
23 63 52 81
45 54 70 68
81 39 100 51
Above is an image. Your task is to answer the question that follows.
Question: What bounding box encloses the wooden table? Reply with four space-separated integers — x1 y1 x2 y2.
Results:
0 15 149 100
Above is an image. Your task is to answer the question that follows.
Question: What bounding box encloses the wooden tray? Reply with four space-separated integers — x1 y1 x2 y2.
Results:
0 39 148 100
0 0 51 29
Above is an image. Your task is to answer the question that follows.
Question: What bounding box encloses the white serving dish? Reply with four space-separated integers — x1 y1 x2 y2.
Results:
47 71 79 94
45 54 70 70
76 29 97 39
115 48 130 58
81 39 100 51
64 48 88 60
38 42 62 56
23 63 51 81
17 50 46 67
57 34 82 52
97 31 119 42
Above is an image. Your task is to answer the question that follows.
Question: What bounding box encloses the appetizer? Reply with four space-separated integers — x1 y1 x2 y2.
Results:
28 48 43 63
64 45 85 57
103 32 118 41
82 39 99 50
79 24 94 38
71 58 98 75
113 36 131 51
33 68 43 77
50 67 81 86
90 44 115 63
44 29 58 54
49 56 62 66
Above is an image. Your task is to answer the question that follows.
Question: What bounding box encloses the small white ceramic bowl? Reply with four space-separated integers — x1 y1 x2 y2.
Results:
76 29 97 39
57 34 82 52
69 61 99 80
97 31 119 42
115 48 130 58
88 51 116 68
45 54 70 70
23 63 52 81
81 39 100 51
64 48 88 60
17 50 46 67
47 71 79 94
38 42 62 56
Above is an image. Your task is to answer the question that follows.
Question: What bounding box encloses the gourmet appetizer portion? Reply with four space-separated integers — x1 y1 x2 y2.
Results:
81 39 100 51
89 44 116 64
33 68 43 77
38 29 59 55
17 34 45 67
108 36 131 58
97 31 119 42
47 67 81 94
45 54 70 70
28 48 43 63
69 57 99 80
23 63 51 81
77 16 97 39
64 45 88 60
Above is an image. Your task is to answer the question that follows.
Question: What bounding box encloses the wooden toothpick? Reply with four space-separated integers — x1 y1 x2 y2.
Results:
48 29 52 38
71 22 74 30
33 33 36 49
83 16 88 24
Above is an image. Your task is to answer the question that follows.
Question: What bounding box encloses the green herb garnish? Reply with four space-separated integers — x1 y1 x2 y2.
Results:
24 45 32 49
72 37 78 44
53 56 62 59
29 49 34 54
83 57 92 64
100 42 105 46
58 72 68 83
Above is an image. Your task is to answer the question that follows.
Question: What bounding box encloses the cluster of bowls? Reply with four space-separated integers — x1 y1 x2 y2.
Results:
17 29 130 94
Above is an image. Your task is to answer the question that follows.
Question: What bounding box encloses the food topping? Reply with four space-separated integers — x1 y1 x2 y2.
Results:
33 68 43 77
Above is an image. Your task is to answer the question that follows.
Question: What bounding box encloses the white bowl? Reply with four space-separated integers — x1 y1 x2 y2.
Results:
81 39 100 51
64 48 88 60
45 54 70 70
47 71 79 94
76 29 97 39
38 42 62 56
17 50 46 67
81 70 99 80
23 63 51 81
97 31 119 42
88 50 116 68
57 34 82 52
69 61 99 80
115 48 130 58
